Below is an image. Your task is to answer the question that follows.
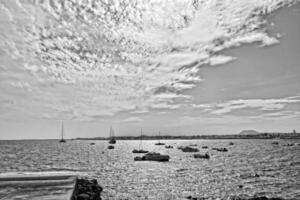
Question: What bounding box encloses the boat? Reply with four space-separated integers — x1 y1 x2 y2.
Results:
108 126 116 144
132 128 149 154
59 121 66 143
154 131 165 145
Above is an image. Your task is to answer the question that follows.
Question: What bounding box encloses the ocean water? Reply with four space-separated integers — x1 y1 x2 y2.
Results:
0 139 299 199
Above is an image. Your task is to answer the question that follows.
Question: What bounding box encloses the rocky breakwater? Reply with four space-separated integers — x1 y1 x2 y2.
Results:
72 178 103 200
193 153 210 159
179 146 199 152
134 152 170 162
212 147 228 152
186 195 289 200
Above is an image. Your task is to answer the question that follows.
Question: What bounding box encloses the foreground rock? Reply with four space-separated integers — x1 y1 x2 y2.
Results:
165 145 174 149
229 195 287 200
107 145 114 149
72 178 102 200
202 146 208 149
212 147 228 152
186 196 288 200
194 153 210 159
179 146 199 152
134 152 170 162
132 149 149 153
283 143 294 146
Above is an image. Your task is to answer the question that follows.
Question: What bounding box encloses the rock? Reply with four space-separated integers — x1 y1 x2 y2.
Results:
283 143 294 146
155 142 165 145
165 145 173 149
189 144 197 146
90 143 95 145
180 146 199 152
134 156 143 161
134 152 170 162
77 193 90 200
229 142 234 145
72 178 102 200
132 149 149 153
202 146 208 149
186 196 205 200
212 147 228 152
272 141 279 145
194 153 210 159
108 145 114 149
230 195 286 200
176 168 188 172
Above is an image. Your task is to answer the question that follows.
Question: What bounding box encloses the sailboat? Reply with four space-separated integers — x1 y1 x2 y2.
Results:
132 128 149 153
59 121 66 143
155 131 165 145
108 126 116 144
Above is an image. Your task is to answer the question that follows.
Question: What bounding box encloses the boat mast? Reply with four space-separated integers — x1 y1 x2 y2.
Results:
139 128 142 150
110 126 114 138
61 121 64 140
158 131 160 143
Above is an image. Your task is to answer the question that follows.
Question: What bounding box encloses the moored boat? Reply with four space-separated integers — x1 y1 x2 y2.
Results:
59 121 66 143
132 128 149 153
108 126 116 144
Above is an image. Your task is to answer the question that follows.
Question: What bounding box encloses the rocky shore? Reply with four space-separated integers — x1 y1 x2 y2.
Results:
186 195 289 200
72 178 103 200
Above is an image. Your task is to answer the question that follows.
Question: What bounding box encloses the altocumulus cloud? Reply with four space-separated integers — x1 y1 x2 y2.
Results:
193 96 300 115
0 0 298 120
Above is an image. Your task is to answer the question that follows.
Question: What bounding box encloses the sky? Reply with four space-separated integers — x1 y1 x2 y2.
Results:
0 0 300 139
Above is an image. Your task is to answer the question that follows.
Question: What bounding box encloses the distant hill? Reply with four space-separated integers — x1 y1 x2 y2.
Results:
239 130 260 135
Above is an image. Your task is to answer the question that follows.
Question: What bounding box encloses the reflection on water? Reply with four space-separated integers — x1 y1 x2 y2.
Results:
0 139 299 199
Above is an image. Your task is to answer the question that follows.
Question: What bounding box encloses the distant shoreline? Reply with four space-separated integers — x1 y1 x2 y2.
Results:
1 132 299 141
75 132 300 141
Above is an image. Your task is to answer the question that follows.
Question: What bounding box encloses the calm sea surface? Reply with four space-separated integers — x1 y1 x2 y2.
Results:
0 139 299 199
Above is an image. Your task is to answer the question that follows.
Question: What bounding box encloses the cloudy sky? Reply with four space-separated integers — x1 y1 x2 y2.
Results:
0 0 299 139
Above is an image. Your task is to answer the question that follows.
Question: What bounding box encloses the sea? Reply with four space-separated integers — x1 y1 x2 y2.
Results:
0 139 299 200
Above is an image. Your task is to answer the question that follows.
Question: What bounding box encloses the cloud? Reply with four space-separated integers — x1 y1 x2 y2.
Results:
193 96 300 115
209 55 236 66
0 0 297 120
118 117 144 123
10 81 32 91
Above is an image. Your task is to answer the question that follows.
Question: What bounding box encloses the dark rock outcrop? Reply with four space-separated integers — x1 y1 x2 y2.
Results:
212 147 228 152
132 149 149 153
202 146 208 149
283 143 294 146
179 146 199 152
229 195 287 200
134 152 170 162
165 145 173 149
194 153 210 159
72 178 102 200
108 145 114 149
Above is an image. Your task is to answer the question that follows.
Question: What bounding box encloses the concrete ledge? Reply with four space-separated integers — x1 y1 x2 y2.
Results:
0 172 77 200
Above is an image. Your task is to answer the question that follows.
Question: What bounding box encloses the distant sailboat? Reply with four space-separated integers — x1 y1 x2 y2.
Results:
108 126 116 144
59 121 66 143
155 131 165 145
132 128 149 153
